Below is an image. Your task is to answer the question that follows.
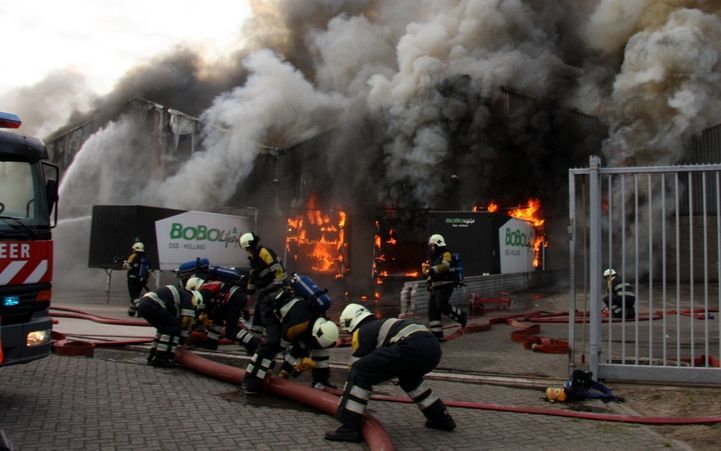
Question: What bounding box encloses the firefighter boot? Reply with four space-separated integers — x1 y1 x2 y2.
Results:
150 351 176 368
201 338 219 350
325 412 363 443
242 374 264 396
459 310 468 329
422 399 456 431
146 348 157 364
127 301 138 317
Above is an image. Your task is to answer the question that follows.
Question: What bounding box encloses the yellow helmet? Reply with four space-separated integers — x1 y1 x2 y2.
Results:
545 387 567 402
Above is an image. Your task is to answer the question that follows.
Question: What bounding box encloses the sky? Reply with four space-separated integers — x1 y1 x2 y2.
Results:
0 1 252 96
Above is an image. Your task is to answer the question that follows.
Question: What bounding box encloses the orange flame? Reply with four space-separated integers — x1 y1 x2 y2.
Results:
487 201 499 212
508 198 544 228
508 198 545 268
286 196 348 277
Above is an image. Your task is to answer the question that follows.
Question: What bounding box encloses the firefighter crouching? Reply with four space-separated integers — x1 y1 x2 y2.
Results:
424 234 466 339
325 303 456 443
602 268 636 318
135 281 212 368
185 271 249 351
235 233 287 356
276 288 339 389
243 287 339 395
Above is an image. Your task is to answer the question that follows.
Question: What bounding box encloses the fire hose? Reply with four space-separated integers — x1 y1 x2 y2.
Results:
49 305 721 441
174 349 395 451
49 307 395 450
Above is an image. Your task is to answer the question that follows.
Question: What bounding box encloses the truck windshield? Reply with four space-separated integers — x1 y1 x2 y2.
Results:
0 160 50 231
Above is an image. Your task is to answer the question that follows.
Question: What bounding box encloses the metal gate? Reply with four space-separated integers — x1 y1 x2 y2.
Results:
569 156 721 384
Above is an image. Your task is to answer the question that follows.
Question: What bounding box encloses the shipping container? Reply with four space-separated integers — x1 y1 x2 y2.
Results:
427 211 536 276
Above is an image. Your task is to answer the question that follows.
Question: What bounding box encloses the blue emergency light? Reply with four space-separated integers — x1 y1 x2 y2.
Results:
0 112 22 129
3 295 20 307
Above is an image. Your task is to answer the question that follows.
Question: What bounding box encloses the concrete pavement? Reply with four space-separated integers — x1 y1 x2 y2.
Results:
0 287 704 450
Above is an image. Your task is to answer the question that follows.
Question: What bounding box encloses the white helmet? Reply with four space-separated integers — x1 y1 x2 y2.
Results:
239 232 257 250
312 318 340 348
185 276 205 291
603 268 617 278
339 303 373 333
132 242 145 252
428 234 446 247
191 290 205 310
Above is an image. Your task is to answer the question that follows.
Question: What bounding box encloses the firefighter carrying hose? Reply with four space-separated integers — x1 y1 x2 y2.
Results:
423 234 466 339
135 281 213 368
243 286 340 395
602 268 636 318
325 303 456 443
123 240 152 317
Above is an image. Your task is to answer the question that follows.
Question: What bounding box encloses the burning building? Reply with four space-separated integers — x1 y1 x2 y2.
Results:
43 90 721 301
45 87 607 299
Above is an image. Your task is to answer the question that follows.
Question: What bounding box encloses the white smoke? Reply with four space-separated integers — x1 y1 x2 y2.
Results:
11 0 721 290
603 7 721 165
152 49 350 209
59 115 156 216
0 70 95 139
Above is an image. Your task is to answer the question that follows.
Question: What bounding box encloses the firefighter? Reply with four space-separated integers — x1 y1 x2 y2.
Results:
325 303 456 442
423 234 466 339
235 232 287 357
243 287 339 395
135 282 212 368
184 268 249 350
602 268 636 318
123 241 152 317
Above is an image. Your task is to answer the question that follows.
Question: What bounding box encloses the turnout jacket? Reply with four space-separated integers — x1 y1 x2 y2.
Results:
351 318 430 361
140 285 202 331
427 248 453 287
247 246 287 292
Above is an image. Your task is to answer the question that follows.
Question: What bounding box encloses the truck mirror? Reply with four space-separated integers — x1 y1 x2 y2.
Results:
41 162 60 228
45 179 59 214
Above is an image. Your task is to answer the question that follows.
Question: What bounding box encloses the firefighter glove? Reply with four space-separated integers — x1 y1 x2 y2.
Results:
291 357 316 376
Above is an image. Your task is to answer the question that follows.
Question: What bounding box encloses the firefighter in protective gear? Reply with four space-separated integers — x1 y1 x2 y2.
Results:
135 285 211 368
183 268 250 351
123 240 152 317
236 233 288 358
602 268 636 318
423 234 466 339
325 303 455 443
244 287 339 395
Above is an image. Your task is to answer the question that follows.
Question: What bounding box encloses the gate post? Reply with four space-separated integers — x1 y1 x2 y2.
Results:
588 155 602 378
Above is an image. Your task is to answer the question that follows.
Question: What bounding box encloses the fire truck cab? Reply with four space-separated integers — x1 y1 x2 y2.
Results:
0 112 59 366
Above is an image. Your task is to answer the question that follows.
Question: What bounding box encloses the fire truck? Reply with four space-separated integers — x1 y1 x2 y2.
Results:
0 112 59 366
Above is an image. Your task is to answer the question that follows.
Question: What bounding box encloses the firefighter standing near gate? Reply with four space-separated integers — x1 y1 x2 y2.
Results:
325 303 456 442
423 234 466 339
244 285 339 394
135 281 212 368
123 240 152 317
237 232 289 393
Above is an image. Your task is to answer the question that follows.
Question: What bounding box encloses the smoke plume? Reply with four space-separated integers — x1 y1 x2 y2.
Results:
9 0 721 288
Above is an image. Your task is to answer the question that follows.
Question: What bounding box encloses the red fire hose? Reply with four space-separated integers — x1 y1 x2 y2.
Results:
50 305 721 434
50 305 149 326
318 387 721 425
174 348 395 451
